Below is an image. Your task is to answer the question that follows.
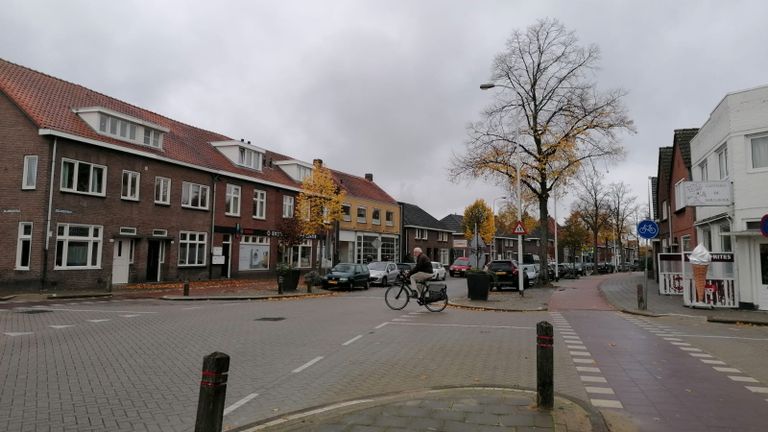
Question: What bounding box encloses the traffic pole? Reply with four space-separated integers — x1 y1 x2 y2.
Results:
194 352 230 432
536 321 554 409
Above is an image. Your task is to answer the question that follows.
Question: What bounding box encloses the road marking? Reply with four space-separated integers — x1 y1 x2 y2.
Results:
591 399 623 409
573 358 595 364
690 353 713 358
585 387 615 395
701 359 726 365
576 367 601 373
49 325 75 329
392 318 411 322
567 345 587 350
15 307 156 314
746 387 768 394
670 342 690 346
223 393 259 416
86 319 111 323
3 332 34 337
580 376 607 383
673 334 768 342
729 376 759 383
342 335 363 346
292 356 324 373
663 337 682 341
374 322 389 329
680 347 702 352
182 307 204 310
120 314 141 318
388 322 531 330
713 367 741 373
570 351 591 357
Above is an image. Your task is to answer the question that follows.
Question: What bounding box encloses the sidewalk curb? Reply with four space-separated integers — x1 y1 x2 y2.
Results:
707 316 768 326
160 292 335 301
46 293 113 300
229 385 608 432
448 301 548 312
620 308 664 318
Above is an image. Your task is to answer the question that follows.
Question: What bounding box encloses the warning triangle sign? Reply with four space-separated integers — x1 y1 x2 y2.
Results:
512 221 527 235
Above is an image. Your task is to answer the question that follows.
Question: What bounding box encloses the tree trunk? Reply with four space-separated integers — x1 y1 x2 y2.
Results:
539 193 550 286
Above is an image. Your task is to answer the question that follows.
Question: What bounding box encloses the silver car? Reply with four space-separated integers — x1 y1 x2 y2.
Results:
367 261 399 286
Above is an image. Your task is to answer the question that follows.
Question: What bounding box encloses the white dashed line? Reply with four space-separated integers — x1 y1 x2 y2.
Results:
570 351 591 357
223 392 259 416
746 387 768 394
729 376 759 383
86 319 111 323
292 356 324 373
585 386 615 395
342 335 363 346
689 353 713 358
567 345 587 350
573 358 596 364
49 325 75 329
713 367 741 373
120 314 141 318
701 359 726 365
576 367 601 373
591 399 623 408
2 332 33 337
680 347 702 352
374 322 389 329
670 342 690 346
581 376 608 383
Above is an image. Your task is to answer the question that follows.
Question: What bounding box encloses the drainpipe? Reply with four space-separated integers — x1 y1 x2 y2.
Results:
41 137 57 292
209 174 217 280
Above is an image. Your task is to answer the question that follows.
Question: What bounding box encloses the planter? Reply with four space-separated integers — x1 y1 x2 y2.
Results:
466 272 491 301
277 269 301 292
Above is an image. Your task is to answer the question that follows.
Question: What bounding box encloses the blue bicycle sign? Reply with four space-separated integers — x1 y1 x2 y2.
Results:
637 220 659 239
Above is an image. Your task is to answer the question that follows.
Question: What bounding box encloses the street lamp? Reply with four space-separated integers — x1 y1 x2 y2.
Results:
492 196 508 260
481 82 524 295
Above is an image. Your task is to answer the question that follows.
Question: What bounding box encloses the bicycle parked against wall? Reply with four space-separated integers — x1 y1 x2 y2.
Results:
385 271 448 312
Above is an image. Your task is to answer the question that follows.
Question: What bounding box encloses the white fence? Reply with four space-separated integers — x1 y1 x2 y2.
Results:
657 252 737 308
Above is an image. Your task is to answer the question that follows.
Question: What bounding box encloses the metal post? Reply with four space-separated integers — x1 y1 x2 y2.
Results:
536 321 554 409
183 280 190 297
194 352 230 432
554 188 559 281
516 157 524 297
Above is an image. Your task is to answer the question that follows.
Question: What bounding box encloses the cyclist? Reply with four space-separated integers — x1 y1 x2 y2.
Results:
409 247 434 299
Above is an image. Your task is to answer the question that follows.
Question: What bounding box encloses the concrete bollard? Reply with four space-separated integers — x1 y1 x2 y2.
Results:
636 283 646 310
183 280 190 296
194 352 230 432
536 321 554 409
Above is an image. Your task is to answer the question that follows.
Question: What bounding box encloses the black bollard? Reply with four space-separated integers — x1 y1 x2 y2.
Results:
183 280 190 296
536 321 554 409
195 352 230 432
636 283 646 310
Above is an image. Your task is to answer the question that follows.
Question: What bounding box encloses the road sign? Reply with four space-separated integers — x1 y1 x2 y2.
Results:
761 214 768 238
513 221 527 235
637 219 659 239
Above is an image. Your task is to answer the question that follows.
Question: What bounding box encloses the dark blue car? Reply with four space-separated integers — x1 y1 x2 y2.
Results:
322 263 370 290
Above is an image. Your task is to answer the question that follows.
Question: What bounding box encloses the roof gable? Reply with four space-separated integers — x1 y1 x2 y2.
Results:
656 146 674 192
440 214 464 233
672 128 699 169
331 170 396 204
400 202 449 231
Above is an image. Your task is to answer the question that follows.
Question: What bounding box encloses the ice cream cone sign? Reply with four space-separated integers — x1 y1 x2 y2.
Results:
689 243 712 302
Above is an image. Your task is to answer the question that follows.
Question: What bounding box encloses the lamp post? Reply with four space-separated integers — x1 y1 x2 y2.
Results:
481 82 525 296
492 196 508 260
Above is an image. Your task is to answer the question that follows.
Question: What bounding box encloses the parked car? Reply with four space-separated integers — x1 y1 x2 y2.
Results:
520 254 540 283
367 261 399 286
486 260 530 290
557 263 579 279
322 263 370 290
449 257 472 277
431 262 447 280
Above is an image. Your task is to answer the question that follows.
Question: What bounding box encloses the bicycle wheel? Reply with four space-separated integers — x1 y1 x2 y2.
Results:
385 285 410 310
424 290 448 312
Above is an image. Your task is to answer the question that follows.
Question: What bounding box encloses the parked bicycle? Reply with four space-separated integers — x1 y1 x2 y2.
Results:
385 271 448 312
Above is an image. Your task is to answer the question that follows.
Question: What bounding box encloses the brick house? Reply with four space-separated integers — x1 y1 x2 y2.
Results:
440 214 469 263
399 203 452 265
654 146 674 260
668 129 699 252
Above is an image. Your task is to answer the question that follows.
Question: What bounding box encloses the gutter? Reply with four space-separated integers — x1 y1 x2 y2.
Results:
41 137 57 291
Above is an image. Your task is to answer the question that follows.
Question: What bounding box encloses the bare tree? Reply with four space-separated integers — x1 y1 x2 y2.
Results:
607 181 639 267
572 168 610 268
450 18 634 284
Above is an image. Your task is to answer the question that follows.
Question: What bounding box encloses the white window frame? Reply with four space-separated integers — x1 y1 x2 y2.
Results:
121 170 140 201
238 147 263 170
357 206 367 223
154 177 171 205
674 179 686 212
342 204 352 222
60 158 107 196
253 189 267 219
225 184 241 216
717 146 728 180
281 239 312 268
178 231 207 266
749 134 768 171
699 159 708 181
54 223 103 270
16 222 33 270
282 195 295 218
181 181 210 210
22 155 38 190
385 210 394 226
661 200 668 220
372 208 381 225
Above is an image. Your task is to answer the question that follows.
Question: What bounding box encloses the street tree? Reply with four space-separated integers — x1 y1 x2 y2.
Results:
296 161 346 268
607 181 639 266
572 168 610 265
462 200 495 263
560 211 590 263
450 18 634 284
496 202 537 234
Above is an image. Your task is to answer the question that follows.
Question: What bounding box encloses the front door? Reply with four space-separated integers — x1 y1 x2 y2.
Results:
112 239 130 284
147 240 161 282
222 235 231 278
757 242 768 310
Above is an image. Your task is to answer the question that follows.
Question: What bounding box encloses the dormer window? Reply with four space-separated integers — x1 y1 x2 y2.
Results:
75 107 168 150
273 160 314 182
211 140 266 172
239 147 263 170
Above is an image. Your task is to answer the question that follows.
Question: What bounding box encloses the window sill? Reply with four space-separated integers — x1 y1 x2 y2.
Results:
178 264 207 268
154 201 171 206
14 267 30 271
225 213 241 218
60 189 106 198
181 205 210 211
21 186 36 191
54 266 102 271
252 216 266 220
121 197 140 202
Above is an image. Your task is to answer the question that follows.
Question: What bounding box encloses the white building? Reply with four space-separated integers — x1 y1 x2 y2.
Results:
689 85 768 309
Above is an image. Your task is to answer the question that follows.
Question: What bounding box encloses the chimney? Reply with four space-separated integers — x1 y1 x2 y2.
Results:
313 158 323 168
365 173 373 181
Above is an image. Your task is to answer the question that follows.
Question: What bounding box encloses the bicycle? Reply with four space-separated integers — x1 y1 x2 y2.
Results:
385 271 448 312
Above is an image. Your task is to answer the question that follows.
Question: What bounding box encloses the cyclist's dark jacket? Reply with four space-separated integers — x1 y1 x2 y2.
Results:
413 253 432 274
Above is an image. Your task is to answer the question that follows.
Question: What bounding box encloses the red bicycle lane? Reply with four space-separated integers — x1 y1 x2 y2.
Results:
549 274 768 431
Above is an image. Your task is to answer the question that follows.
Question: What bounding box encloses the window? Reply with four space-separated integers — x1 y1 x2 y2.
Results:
253 189 266 219
717 146 728 179
16 222 33 270
751 135 768 169
143 128 163 148
239 236 270 271
121 170 140 201
60 158 106 196
181 182 210 210
661 200 668 220
297 165 312 182
282 195 294 218
154 177 170 205
439 249 449 266
701 227 712 251
385 210 394 226
225 184 241 216
238 147 263 170
438 232 448 242
178 231 207 266
680 235 691 252
372 209 381 225
98 113 156 146
674 179 686 212
342 204 351 222
55 224 102 269
22 155 37 190
279 239 311 268
699 160 708 181
415 229 428 240
357 207 367 223
119 226 137 236
721 224 732 252
152 229 168 237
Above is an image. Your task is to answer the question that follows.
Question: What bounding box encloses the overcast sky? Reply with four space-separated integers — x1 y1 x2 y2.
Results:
2 0 767 222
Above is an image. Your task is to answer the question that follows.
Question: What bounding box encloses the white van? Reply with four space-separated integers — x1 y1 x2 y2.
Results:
521 254 540 283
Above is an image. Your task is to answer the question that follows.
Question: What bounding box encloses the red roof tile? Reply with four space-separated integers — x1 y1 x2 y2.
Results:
331 170 397 204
